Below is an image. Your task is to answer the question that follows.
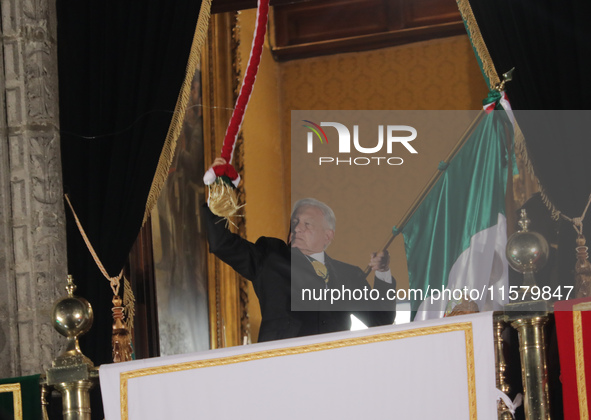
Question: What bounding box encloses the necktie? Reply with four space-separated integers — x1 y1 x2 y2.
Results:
308 257 329 285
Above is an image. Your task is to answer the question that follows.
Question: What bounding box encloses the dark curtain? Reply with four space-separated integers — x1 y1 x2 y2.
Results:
468 0 591 286
58 1 203 368
470 0 591 110
466 2 591 418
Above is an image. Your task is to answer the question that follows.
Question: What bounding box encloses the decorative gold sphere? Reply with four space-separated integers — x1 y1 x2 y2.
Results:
52 275 93 339
52 297 93 338
506 209 549 274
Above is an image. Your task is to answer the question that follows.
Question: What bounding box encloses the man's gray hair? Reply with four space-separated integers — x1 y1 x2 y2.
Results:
292 198 336 231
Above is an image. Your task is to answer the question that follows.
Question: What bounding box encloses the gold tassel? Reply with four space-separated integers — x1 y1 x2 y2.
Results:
575 235 591 298
112 296 133 363
123 276 136 333
208 181 244 222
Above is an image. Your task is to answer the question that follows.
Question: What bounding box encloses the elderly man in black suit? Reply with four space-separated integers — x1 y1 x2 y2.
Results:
204 161 396 342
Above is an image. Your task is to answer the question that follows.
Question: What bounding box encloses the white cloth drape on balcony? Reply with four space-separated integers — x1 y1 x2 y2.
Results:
100 311 496 420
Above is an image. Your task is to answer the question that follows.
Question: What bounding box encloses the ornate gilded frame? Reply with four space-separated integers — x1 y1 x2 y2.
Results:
202 12 250 349
0 383 22 420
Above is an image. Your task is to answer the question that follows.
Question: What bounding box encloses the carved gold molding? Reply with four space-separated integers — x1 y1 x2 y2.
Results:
202 12 250 349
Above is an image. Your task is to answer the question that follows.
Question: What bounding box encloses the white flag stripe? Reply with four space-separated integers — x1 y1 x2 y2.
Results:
414 213 508 321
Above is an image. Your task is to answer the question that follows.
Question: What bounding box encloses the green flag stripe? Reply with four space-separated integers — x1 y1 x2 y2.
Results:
402 111 512 314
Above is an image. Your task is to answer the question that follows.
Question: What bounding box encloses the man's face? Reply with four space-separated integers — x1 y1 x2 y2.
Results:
289 205 334 255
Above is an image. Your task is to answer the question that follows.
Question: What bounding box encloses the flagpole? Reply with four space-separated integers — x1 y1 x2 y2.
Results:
365 110 485 277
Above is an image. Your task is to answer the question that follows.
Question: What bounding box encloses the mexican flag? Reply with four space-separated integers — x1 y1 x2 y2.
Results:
402 110 514 320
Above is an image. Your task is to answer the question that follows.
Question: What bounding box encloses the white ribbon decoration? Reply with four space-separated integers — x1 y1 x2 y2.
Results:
495 389 523 418
498 91 516 131
482 90 516 133
203 167 240 187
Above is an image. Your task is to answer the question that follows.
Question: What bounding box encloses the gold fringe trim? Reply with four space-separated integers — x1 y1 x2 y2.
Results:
123 276 136 333
456 0 562 219
574 310 589 420
142 0 213 225
456 0 500 89
513 122 561 219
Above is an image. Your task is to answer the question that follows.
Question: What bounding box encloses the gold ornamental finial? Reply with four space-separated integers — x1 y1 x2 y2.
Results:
517 208 530 231
46 275 97 419
506 209 549 275
51 275 94 367
506 209 550 301
65 274 76 297
495 67 515 92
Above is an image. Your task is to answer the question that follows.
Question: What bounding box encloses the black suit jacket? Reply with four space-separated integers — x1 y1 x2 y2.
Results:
205 206 396 342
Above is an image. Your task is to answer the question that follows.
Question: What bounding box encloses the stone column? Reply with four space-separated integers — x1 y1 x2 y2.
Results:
0 0 67 377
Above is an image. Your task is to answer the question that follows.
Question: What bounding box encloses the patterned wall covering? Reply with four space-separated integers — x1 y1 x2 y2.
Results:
280 35 485 111
279 35 487 291
238 8 488 338
279 34 488 206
